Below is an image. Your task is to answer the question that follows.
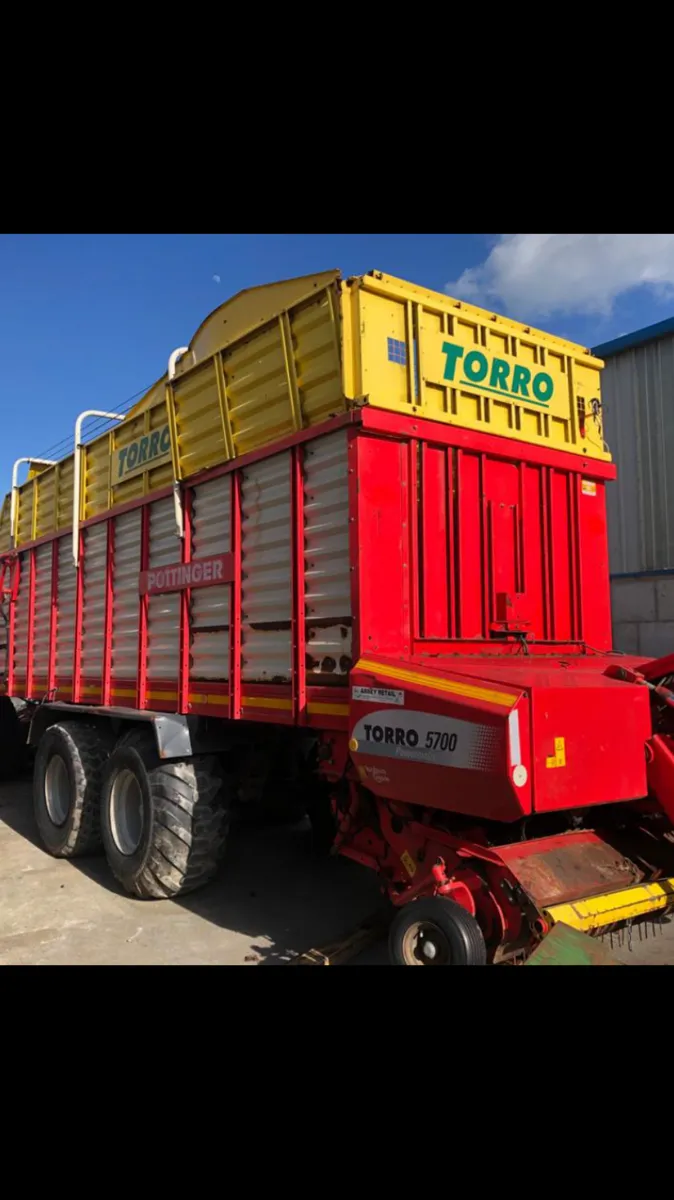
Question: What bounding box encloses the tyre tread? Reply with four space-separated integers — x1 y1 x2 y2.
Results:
104 727 229 899
33 721 113 858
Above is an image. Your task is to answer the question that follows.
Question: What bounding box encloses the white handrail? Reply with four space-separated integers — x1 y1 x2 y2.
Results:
10 457 56 547
167 348 190 537
72 411 125 566
168 346 190 380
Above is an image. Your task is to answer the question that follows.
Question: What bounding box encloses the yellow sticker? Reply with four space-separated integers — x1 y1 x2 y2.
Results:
349 737 359 752
401 851 417 878
581 480 597 496
546 737 566 768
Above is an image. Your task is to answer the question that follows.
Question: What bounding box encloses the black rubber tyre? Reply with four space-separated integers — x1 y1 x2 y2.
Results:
100 727 229 899
33 722 112 857
389 897 487 966
0 695 27 781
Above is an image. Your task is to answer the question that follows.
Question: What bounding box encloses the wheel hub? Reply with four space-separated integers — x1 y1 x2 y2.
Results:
401 920 452 966
109 768 144 856
44 754 71 826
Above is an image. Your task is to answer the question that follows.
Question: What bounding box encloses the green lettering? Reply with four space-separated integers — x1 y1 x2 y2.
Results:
138 436 149 464
159 426 171 454
511 365 531 398
127 442 139 469
441 341 465 381
533 372 554 403
489 357 510 391
149 431 160 458
463 351 488 383
117 446 129 476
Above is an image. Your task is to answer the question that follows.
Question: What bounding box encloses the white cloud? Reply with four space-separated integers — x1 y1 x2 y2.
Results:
212 274 221 283
447 234 674 318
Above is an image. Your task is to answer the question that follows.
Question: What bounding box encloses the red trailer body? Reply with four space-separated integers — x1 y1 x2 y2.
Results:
3 268 674 964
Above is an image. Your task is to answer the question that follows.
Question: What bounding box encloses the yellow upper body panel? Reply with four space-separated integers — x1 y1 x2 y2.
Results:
0 269 607 553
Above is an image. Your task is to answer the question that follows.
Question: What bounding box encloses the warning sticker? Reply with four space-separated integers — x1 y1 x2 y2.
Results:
352 686 405 707
581 480 597 496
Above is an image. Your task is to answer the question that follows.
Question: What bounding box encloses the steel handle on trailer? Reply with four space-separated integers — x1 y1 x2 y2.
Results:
72 411 126 567
167 348 191 540
10 457 56 548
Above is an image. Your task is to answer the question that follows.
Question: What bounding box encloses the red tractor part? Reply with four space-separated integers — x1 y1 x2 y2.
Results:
333 652 674 963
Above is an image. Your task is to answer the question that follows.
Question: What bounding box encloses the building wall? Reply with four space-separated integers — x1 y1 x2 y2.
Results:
603 334 674 575
600 332 674 656
612 574 674 657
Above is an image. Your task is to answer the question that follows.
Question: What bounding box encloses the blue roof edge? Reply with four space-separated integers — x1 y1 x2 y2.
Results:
593 314 674 359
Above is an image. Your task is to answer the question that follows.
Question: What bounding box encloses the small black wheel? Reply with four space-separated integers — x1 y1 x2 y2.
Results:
389 897 487 966
33 722 112 857
100 727 229 899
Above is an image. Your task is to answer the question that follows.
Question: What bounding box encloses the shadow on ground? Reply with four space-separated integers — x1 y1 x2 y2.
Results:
0 772 387 964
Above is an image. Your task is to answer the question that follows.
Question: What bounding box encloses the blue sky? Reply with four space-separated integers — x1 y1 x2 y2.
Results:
1 233 673 486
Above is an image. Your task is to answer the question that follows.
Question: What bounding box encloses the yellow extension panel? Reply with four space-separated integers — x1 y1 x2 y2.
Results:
0 269 607 553
545 876 674 933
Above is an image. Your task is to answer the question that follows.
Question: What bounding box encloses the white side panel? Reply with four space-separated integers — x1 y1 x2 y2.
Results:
190 477 230 681
303 430 352 679
32 543 53 682
147 497 180 681
112 509 141 680
241 452 292 682
81 523 107 679
55 537 76 682
12 551 29 684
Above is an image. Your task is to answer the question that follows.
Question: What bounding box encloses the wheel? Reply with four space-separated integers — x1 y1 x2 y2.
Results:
100 727 229 899
0 695 27 781
388 897 487 966
33 722 112 857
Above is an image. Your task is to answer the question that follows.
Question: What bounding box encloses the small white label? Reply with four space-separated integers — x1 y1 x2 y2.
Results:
512 764 528 788
581 480 597 496
352 686 405 706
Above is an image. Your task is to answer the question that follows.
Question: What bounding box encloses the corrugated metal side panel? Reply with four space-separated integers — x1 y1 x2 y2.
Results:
190 478 230 681
147 497 180 680
55 537 76 681
110 402 174 509
303 430 352 681
603 335 674 573
173 362 227 479
32 544 53 682
83 435 110 518
12 552 30 685
0 493 10 553
223 290 342 460
81 523 107 678
112 510 141 680
16 482 35 546
35 467 57 539
241 452 291 682
57 460 74 530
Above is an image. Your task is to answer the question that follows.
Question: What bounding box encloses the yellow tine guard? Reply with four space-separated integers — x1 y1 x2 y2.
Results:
544 876 674 933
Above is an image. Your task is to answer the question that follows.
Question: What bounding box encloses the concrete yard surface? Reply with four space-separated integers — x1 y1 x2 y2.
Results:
1 773 674 966
0 775 383 965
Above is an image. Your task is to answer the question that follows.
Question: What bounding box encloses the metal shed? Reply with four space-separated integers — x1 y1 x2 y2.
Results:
594 316 674 656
